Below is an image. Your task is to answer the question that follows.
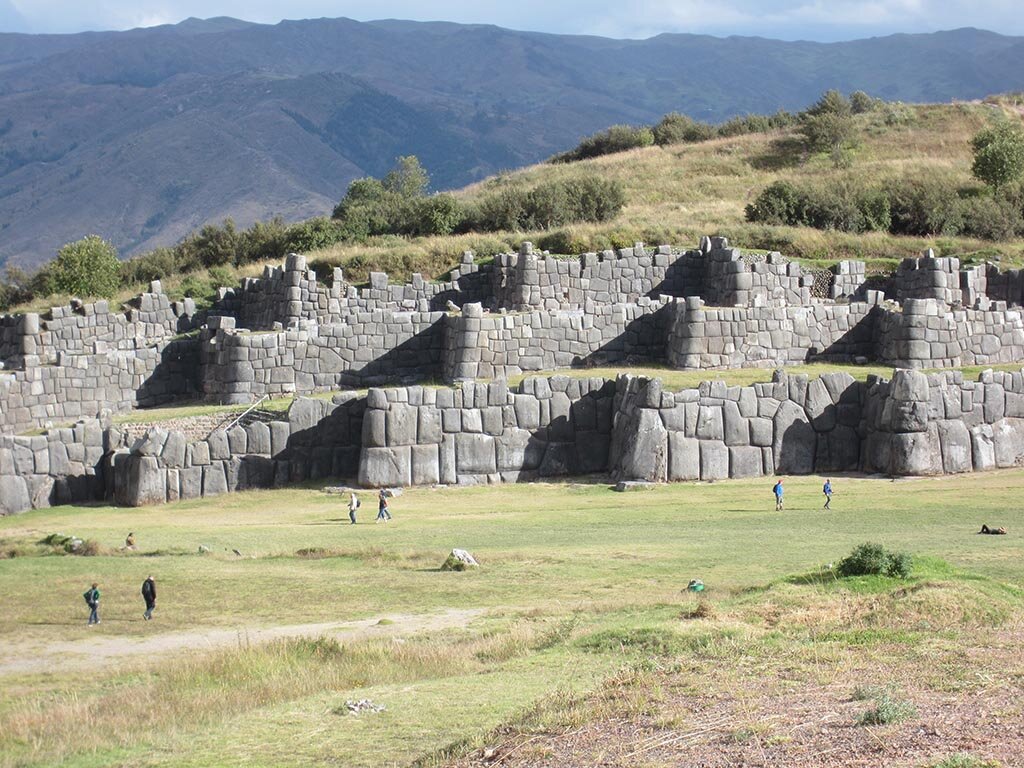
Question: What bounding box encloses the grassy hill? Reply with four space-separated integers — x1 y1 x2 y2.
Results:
7 97 1024 315
305 98 1024 278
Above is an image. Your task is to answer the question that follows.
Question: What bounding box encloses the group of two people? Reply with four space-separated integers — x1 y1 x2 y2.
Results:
772 478 835 511
347 488 393 524
83 575 156 626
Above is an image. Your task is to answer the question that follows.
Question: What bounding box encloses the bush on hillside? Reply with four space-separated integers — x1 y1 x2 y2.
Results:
652 112 714 145
551 124 655 163
972 120 1024 190
849 90 878 114
799 89 858 164
466 177 625 232
747 174 1023 240
836 543 912 579
48 235 121 298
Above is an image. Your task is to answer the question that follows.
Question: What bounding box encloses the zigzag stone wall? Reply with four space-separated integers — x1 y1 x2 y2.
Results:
6 369 1024 514
6 238 1024 437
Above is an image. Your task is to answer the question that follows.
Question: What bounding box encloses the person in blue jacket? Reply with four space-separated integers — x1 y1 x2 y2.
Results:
773 479 784 511
823 479 833 510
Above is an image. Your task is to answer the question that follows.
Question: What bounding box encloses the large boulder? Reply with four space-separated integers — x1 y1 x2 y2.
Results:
773 401 815 474
615 409 668 482
359 447 412 487
0 475 31 515
937 419 972 474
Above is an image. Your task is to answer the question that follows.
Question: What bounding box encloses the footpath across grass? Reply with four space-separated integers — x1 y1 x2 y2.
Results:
0 472 1022 766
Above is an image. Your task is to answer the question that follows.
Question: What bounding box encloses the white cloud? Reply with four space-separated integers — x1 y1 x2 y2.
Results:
3 0 1023 39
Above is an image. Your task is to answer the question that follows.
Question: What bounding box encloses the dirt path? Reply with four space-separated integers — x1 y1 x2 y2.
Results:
0 607 484 677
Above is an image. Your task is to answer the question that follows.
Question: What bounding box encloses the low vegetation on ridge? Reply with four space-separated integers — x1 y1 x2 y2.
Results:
3 94 1024 315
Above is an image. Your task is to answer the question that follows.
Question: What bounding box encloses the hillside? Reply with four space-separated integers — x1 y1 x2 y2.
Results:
303 99 1024 279
2 19 1024 269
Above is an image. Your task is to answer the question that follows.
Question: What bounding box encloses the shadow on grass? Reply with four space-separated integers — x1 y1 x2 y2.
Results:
747 137 806 171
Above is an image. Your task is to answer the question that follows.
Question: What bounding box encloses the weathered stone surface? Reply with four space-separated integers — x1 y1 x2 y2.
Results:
0 475 31 514
202 462 228 496
773 401 815 474
125 455 167 506
411 444 440 485
699 440 729 480
359 446 412 487
890 426 942 475
729 446 763 478
668 433 700 481
162 431 187 468
616 408 667 482
993 418 1024 468
455 433 496 474
971 424 996 471
937 419 972 474
386 404 418 446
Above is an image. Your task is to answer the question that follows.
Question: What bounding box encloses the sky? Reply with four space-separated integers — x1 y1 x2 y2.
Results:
0 0 1021 40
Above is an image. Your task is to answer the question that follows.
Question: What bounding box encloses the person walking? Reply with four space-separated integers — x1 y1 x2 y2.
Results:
348 492 360 525
141 576 157 620
376 489 392 523
822 479 833 510
84 582 100 626
773 479 784 511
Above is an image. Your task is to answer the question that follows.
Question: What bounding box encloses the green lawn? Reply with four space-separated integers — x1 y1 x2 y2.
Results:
1 472 1022 766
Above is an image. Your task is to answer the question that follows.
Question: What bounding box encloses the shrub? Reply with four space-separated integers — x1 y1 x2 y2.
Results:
850 90 877 114
930 754 1002 768
48 235 121 298
746 181 807 226
551 124 655 163
855 692 917 725
799 90 858 164
413 194 464 236
836 543 912 578
972 120 1024 190
284 217 348 253
652 112 712 145
886 176 964 236
960 194 1023 241
237 217 289 265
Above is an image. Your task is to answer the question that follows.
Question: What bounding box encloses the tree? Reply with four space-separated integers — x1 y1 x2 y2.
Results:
49 235 121 298
382 155 430 198
971 121 1024 190
849 90 877 114
799 89 857 166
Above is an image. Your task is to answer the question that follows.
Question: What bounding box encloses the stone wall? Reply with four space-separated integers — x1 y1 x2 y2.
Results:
0 339 198 435
358 377 616 487
0 419 112 515
8 369 1024 514
0 395 366 514
665 297 882 369
226 253 494 332
491 241 697 310
876 299 1024 368
894 254 963 305
443 299 671 381
702 243 814 307
198 311 445 404
110 393 366 506
0 286 195 367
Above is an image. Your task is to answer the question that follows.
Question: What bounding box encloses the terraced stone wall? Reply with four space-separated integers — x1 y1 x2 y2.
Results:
665 298 882 369
442 299 672 381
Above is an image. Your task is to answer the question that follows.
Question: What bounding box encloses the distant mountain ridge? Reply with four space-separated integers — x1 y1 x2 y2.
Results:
1 18 1023 268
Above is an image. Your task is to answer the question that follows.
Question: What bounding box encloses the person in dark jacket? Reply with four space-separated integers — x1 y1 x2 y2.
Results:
142 576 157 620
84 582 100 626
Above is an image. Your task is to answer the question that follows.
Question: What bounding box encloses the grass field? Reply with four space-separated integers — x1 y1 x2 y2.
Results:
1 471 1022 767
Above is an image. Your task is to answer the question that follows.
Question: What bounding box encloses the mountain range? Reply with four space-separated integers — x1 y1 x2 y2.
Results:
1 17 1024 268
